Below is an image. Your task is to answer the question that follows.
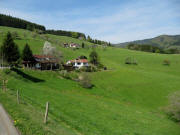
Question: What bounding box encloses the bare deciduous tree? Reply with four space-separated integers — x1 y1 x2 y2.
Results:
43 41 63 64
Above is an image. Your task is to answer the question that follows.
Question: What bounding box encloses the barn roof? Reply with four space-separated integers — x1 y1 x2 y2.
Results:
69 59 88 63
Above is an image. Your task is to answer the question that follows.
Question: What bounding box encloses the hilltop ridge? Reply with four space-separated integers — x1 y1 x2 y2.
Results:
114 34 180 48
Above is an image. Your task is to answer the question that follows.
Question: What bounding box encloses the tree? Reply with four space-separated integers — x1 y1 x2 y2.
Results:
89 50 99 65
43 41 63 65
87 35 92 42
22 43 34 62
82 42 85 48
1 32 20 66
43 41 55 55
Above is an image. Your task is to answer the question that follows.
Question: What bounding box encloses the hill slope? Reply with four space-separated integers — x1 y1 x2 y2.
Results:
0 26 180 135
115 35 180 48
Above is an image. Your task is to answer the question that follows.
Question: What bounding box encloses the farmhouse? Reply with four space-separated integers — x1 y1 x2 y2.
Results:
23 55 59 70
63 43 80 48
69 43 80 48
66 59 89 69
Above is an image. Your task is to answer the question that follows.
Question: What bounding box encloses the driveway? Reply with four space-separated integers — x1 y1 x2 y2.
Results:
0 104 20 135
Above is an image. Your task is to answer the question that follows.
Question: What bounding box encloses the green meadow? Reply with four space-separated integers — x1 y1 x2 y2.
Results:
0 26 180 135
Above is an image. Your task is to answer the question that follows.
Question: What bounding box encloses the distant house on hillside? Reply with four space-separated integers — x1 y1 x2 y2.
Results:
63 43 80 49
69 43 80 48
23 55 59 70
66 59 89 69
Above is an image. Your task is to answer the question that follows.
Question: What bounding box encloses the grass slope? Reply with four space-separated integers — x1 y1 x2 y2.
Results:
0 26 180 135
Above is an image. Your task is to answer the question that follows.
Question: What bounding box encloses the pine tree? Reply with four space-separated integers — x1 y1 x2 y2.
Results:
22 43 34 61
87 35 92 42
1 32 20 66
82 42 85 48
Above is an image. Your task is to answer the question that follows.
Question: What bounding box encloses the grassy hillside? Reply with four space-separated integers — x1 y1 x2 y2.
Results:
115 35 180 48
0 26 180 135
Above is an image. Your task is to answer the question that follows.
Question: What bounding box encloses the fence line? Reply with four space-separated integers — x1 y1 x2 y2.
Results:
1 87 82 135
4 88 58 124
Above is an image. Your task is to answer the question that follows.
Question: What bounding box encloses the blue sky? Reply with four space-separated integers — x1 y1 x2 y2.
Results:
0 0 180 43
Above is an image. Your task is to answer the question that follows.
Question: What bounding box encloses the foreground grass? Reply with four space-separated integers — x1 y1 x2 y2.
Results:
0 26 180 134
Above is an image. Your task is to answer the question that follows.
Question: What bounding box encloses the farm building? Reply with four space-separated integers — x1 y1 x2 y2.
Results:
69 43 80 48
63 43 80 48
66 59 89 69
23 55 59 70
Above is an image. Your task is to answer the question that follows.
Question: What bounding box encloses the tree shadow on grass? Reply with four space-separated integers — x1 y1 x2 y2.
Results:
11 68 45 83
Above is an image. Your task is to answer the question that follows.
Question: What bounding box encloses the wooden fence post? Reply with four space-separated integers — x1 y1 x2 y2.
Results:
4 80 7 92
2 79 8 92
44 102 49 124
17 90 19 104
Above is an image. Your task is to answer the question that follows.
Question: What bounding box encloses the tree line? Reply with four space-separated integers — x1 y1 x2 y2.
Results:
0 14 45 31
127 44 161 53
46 30 86 40
0 14 111 46
127 43 180 54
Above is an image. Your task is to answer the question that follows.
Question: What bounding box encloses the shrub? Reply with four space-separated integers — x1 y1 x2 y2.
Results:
78 73 93 89
78 55 87 59
59 70 78 80
3 68 11 74
163 59 170 66
166 91 180 122
97 63 104 69
79 67 88 72
125 57 132 64
59 70 71 79
87 65 98 72
125 57 138 65
104 67 107 70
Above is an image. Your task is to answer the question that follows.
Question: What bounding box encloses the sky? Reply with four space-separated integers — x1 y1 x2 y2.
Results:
0 0 180 43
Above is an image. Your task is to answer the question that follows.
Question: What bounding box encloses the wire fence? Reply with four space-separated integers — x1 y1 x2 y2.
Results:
1 86 70 127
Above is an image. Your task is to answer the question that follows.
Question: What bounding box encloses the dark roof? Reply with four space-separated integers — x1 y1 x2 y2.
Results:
23 55 58 64
33 55 54 59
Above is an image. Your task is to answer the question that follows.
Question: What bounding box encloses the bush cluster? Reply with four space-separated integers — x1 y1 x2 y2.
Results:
163 59 170 66
125 57 138 65
3 68 11 74
59 70 78 80
78 73 93 89
166 91 180 122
